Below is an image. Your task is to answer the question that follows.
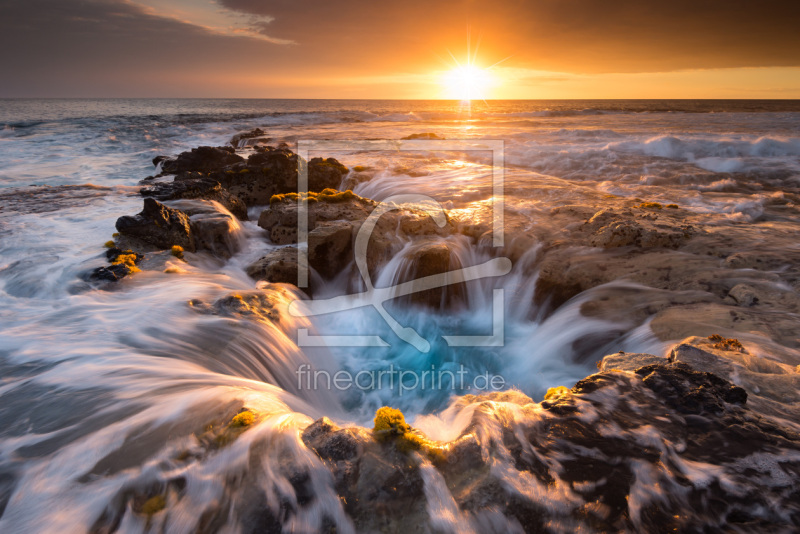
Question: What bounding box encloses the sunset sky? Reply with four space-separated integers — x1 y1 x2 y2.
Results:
1 0 799 98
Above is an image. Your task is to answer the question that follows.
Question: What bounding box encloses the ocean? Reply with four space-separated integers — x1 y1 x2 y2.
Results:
1 99 800 532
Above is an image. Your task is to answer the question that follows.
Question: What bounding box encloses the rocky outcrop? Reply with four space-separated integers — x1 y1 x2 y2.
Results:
116 198 196 251
86 248 144 283
582 208 695 249
298 349 800 533
229 128 267 148
156 146 243 174
140 176 247 220
254 191 456 284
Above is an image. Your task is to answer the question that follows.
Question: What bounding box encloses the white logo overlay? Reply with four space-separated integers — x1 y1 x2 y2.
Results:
287 140 508 353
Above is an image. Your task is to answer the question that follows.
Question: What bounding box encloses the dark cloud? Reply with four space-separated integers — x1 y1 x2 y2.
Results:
218 0 275 17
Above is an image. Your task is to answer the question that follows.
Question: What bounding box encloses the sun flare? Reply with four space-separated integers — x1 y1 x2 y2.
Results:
441 64 495 101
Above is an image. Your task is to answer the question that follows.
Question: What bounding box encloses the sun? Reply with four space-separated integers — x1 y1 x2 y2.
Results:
441 64 495 101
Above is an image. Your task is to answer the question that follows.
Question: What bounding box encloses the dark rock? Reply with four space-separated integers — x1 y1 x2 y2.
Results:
308 222 353 279
308 157 348 191
395 241 467 309
87 263 134 282
634 361 747 414
115 198 195 251
141 176 248 220
230 128 266 148
159 146 243 174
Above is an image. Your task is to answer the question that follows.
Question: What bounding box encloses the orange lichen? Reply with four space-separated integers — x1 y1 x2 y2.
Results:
708 334 747 353
637 202 663 210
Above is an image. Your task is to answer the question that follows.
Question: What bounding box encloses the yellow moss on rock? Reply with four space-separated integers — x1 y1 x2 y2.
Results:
230 410 255 427
104 240 115 248
140 495 166 516
373 406 411 438
544 386 571 401
372 406 446 461
666 204 679 209
111 253 141 273
269 189 358 205
637 202 663 210
171 245 184 259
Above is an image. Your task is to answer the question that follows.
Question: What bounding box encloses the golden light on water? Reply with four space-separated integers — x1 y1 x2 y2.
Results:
441 64 495 101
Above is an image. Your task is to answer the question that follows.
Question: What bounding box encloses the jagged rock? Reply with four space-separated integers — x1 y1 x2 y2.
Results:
175 200 244 259
307 157 348 191
634 361 748 414
245 248 300 287
257 192 454 280
206 149 349 206
298 356 800 533
157 146 243 174
115 198 195 251
140 176 248 220
230 128 266 148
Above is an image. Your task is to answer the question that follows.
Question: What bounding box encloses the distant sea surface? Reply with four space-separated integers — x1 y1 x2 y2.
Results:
2 98 800 188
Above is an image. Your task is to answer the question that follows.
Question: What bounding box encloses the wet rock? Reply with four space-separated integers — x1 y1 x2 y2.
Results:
230 128 266 148
307 157 348 191
299 357 800 533
207 291 285 324
341 172 372 191
115 198 196 251
667 336 800 417
598 351 666 371
87 263 135 282
302 417 363 462
727 283 759 307
245 248 300 287
308 222 353 279
257 191 454 280
634 361 748 414
585 208 694 249
158 146 243 174
178 201 243 259
141 176 248 220
85 248 145 283
395 241 467 309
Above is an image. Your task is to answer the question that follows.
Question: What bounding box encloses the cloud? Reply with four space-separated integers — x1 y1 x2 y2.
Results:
218 0 275 17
